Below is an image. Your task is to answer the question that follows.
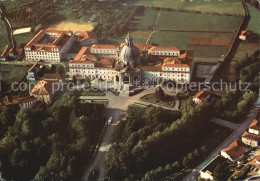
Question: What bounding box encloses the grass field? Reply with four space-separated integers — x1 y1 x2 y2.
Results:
14 33 34 47
183 0 245 15
155 11 242 31
247 4 260 34
232 43 260 62
0 20 9 53
133 9 159 30
149 31 234 49
126 0 186 9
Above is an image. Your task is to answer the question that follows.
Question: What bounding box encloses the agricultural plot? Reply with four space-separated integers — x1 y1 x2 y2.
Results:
154 11 242 32
247 4 260 34
182 0 245 15
149 31 234 49
0 20 9 53
187 46 228 63
133 9 159 30
126 0 186 9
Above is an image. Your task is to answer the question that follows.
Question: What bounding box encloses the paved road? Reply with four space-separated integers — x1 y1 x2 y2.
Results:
183 97 260 181
211 118 241 130
82 89 179 181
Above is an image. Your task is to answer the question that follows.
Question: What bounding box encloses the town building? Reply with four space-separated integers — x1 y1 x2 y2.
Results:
30 80 59 104
239 30 250 41
13 96 37 109
193 90 211 104
200 156 227 181
24 29 74 62
69 34 192 94
43 73 63 82
221 140 249 164
78 31 97 46
242 119 260 147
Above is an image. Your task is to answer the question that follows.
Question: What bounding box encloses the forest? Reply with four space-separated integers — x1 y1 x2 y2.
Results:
0 93 106 180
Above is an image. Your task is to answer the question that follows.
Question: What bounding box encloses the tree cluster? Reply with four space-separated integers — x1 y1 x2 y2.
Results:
105 99 214 180
0 93 106 180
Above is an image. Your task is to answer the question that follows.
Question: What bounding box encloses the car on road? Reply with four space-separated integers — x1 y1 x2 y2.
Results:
108 117 112 124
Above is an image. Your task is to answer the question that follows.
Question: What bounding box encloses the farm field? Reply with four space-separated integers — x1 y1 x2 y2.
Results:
247 4 260 34
182 0 245 15
154 11 242 32
187 46 228 63
126 0 186 9
148 31 234 49
133 9 159 30
0 20 9 53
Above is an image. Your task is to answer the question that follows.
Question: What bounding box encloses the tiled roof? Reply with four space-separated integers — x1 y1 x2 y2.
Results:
221 140 248 161
0 45 11 57
151 46 180 51
193 90 210 99
139 63 162 71
13 96 36 104
78 31 97 41
120 43 153 51
30 80 57 95
74 47 89 61
163 63 190 68
25 29 73 52
43 73 62 80
91 44 119 50
242 131 260 141
249 119 258 128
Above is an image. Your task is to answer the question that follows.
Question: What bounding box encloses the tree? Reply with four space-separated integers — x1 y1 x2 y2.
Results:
213 163 229 180
155 86 165 99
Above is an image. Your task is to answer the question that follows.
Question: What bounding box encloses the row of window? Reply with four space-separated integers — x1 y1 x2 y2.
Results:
91 49 117 54
152 51 180 56
163 67 189 71
70 64 94 68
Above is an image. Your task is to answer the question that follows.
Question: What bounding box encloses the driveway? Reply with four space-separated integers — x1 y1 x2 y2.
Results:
82 88 179 180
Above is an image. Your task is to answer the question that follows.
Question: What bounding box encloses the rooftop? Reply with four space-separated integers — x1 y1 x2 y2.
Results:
25 29 73 52
193 90 210 99
249 119 260 131
78 31 97 41
91 44 119 50
221 140 249 161
242 131 260 142
30 80 57 95
150 46 180 52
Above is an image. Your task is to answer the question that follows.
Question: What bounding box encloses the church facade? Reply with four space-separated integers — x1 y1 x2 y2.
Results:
69 34 192 92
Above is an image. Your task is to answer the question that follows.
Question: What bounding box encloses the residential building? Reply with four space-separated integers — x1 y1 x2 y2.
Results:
193 90 211 104
149 46 180 57
24 29 74 62
221 140 249 164
239 30 250 41
241 119 260 147
30 80 59 104
200 156 227 181
13 96 36 109
78 31 97 46
91 44 119 58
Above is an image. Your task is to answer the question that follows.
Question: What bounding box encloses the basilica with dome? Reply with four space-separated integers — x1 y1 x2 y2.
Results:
69 33 193 94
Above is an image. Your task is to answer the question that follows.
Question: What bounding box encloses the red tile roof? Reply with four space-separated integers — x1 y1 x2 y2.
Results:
163 63 190 68
30 80 57 95
151 46 180 51
0 45 11 57
43 73 62 80
193 91 210 99
13 96 36 104
78 31 97 41
91 44 119 50
25 29 73 52
221 140 248 161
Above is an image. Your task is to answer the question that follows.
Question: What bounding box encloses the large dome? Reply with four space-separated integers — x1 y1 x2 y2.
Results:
119 34 140 67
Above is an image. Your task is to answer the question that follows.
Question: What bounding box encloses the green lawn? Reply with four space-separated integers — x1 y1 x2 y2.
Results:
0 20 9 53
133 9 159 30
247 4 260 34
232 43 260 63
140 93 175 108
149 31 234 49
183 0 245 15
14 33 34 48
155 11 242 31
126 0 186 9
